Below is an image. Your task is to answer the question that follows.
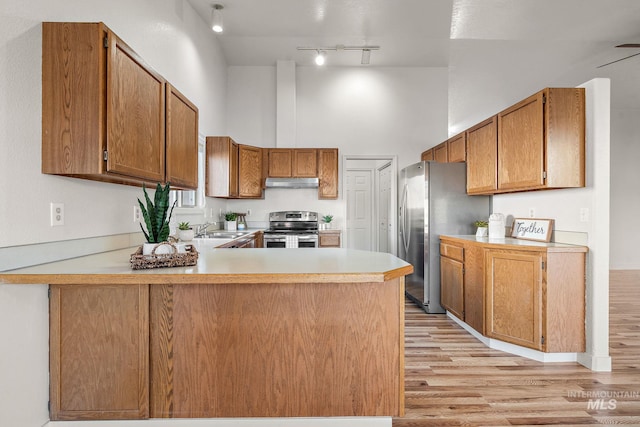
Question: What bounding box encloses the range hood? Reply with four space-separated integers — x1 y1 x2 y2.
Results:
265 177 319 188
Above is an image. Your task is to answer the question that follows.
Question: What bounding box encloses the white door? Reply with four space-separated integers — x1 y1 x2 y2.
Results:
346 169 373 251
377 163 392 253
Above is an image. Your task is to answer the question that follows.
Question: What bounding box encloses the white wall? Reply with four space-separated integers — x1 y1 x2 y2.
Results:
0 0 227 249
610 108 640 269
225 66 449 227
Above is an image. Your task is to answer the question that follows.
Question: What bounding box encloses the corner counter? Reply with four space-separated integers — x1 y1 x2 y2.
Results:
0 248 412 422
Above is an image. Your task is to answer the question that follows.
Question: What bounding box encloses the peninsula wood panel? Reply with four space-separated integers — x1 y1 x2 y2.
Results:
49 284 149 420
150 280 404 418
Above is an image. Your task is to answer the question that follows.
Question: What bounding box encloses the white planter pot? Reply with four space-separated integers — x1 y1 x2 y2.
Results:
476 227 488 237
225 220 237 231
178 229 195 242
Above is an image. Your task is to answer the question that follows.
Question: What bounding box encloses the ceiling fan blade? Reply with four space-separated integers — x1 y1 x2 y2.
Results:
597 51 640 68
616 44 640 48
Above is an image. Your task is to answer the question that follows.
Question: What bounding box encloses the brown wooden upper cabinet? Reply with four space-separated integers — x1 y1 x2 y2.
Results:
166 84 199 189
466 88 585 195
420 149 434 162
42 22 199 189
318 148 339 199
466 116 498 194
433 142 448 163
447 132 466 162
421 132 465 164
206 137 263 199
497 87 585 192
266 148 317 177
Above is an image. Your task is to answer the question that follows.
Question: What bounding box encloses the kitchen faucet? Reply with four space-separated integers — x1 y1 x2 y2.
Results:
194 222 217 237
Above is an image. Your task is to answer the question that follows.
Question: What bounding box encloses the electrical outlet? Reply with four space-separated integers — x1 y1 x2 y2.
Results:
50 202 64 226
247 209 252 217
580 208 590 222
528 208 535 218
133 205 141 222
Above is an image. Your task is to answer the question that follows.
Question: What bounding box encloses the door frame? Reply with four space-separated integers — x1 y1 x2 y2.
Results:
342 155 398 256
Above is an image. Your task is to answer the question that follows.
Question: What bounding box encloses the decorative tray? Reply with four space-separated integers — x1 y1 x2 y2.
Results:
130 243 198 270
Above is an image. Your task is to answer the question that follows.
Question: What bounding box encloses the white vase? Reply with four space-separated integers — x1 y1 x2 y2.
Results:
225 220 237 231
475 227 488 237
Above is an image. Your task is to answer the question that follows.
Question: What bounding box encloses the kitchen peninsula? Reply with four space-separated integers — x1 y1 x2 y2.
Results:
0 248 411 423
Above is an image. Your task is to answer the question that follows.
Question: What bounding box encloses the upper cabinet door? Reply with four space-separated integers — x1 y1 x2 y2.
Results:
318 148 339 199
267 149 293 177
165 83 199 190
106 31 166 182
293 149 317 177
466 116 498 194
238 145 263 198
433 142 448 163
447 132 466 162
497 91 545 191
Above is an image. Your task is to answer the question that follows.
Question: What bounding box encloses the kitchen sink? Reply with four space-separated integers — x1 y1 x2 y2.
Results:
202 231 250 239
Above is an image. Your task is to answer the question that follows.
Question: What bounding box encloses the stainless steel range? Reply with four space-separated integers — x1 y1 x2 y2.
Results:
263 211 319 248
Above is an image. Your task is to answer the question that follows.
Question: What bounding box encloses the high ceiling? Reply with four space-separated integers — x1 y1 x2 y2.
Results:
187 0 640 68
187 0 640 122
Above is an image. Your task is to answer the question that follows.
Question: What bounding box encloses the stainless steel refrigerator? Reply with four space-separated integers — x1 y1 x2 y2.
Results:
398 161 490 313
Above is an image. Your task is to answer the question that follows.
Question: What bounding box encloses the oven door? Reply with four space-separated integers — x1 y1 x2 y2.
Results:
264 234 318 248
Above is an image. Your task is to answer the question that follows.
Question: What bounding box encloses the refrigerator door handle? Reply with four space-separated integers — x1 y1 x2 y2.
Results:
400 184 410 254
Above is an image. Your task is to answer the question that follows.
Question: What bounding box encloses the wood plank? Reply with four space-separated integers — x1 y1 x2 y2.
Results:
394 270 640 426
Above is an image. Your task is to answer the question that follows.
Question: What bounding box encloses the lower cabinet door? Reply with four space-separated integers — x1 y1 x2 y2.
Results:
49 284 149 420
440 256 464 320
485 250 543 350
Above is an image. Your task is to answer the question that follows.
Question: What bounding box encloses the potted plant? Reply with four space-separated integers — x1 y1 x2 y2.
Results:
322 214 334 230
177 221 194 242
224 212 237 231
138 182 176 254
474 220 488 237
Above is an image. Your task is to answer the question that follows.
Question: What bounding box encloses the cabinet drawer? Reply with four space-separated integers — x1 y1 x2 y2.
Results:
319 233 340 247
440 242 464 262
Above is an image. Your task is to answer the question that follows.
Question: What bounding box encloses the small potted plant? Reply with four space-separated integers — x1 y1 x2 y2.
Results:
138 182 176 254
322 214 334 230
474 220 488 237
224 212 238 231
177 221 194 242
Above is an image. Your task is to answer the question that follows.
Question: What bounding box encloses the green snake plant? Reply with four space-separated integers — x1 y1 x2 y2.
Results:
138 182 176 244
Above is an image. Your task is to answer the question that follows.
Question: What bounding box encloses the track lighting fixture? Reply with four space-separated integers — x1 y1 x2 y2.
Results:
211 4 224 33
297 45 380 66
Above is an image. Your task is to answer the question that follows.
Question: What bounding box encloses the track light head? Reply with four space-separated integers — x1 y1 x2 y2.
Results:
315 50 326 66
211 4 224 33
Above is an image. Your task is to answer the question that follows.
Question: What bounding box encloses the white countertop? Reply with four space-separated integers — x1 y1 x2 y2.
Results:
441 235 588 251
0 247 413 285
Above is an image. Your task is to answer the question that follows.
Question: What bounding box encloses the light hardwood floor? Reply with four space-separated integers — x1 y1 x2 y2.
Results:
394 270 640 426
